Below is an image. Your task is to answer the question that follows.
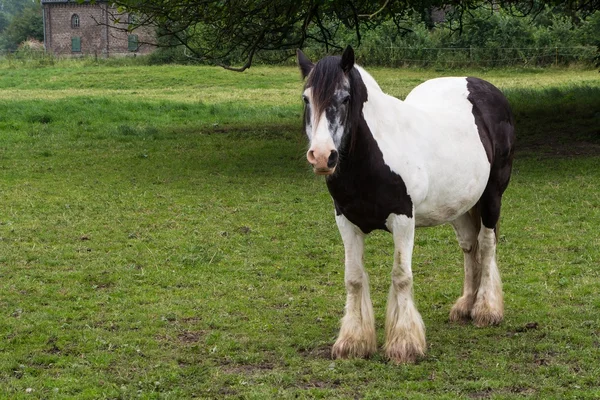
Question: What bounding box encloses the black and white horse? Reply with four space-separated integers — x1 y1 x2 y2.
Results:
297 47 515 363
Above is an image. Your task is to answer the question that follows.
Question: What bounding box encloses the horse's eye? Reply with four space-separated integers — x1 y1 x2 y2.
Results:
342 95 350 104
303 96 310 105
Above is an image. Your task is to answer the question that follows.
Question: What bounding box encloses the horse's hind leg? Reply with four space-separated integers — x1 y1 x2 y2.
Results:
449 210 481 323
470 191 505 326
470 155 513 327
471 224 503 327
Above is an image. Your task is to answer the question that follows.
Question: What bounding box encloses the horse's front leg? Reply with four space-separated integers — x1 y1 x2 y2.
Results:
384 213 426 364
331 214 377 359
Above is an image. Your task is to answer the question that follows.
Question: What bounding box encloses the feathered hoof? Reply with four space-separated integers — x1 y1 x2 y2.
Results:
471 303 503 327
331 336 376 359
384 339 425 364
449 296 474 323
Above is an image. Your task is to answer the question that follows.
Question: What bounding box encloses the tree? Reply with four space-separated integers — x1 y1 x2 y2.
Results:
0 2 43 52
1 0 36 35
0 0 36 17
112 0 600 71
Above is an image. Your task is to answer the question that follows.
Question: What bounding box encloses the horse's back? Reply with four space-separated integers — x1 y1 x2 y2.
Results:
404 77 471 114
405 77 515 163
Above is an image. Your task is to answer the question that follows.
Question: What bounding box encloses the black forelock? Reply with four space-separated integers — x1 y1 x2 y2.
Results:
305 56 346 118
304 55 368 156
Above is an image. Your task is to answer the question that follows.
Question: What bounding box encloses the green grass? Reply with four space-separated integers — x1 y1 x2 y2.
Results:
0 62 599 399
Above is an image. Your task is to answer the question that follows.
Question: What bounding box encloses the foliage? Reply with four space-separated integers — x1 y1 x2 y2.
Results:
0 2 43 52
111 0 600 70
5 39 55 68
111 0 421 70
344 6 600 67
0 63 599 397
0 0 35 17
142 2 600 68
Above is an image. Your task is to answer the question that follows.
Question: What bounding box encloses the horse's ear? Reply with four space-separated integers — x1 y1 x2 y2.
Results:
297 49 314 79
340 46 355 74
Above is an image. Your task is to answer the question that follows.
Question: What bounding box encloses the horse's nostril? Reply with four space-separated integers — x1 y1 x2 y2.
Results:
327 150 339 168
307 149 317 165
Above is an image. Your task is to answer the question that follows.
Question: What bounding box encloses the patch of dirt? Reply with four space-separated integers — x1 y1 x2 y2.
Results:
506 322 540 337
177 330 206 344
46 336 61 354
297 344 333 360
516 322 539 332
533 356 550 366
532 351 557 367
238 226 252 234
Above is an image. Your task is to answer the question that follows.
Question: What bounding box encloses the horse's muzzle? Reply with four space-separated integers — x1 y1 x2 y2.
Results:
313 167 336 175
307 149 338 175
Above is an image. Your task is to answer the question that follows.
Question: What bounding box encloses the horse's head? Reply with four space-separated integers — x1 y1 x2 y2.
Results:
297 46 358 176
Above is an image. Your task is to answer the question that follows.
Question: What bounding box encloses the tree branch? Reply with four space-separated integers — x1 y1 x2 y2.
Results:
358 0 389 19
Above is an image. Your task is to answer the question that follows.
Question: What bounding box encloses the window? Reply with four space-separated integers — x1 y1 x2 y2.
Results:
71 14 80 29
72 36 81 53
128 35 138 52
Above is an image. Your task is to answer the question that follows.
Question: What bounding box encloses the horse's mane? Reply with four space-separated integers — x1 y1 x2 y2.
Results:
346 67 368 156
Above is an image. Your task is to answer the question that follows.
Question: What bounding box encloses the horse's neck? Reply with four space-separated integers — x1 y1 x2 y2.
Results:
355 65 382 93
338 118 378 168
334 67 413 173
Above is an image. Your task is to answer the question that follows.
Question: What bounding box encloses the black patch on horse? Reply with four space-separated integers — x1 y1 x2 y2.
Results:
306 60 413 233
466 77 516 229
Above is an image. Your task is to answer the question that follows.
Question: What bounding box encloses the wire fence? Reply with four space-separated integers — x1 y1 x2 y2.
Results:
1 45 598 68
343 46 599 68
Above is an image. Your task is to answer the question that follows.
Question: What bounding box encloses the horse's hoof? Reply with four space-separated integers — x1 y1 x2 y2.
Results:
449 296 474 323
331 337 376 359
471 302 503 327
384 340 425 364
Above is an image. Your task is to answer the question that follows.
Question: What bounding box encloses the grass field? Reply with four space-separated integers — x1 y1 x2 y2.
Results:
0 60 600 399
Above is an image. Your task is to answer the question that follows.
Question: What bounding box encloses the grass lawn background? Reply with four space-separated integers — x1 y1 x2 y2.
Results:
0 61 599 398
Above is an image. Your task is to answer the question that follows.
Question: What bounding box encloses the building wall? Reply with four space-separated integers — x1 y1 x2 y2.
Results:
43 1 154 57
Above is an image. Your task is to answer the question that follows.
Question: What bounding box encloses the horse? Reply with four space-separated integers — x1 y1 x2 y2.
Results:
297 46 515 364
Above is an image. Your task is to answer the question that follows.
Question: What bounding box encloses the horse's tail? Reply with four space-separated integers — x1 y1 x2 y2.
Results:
469 202 499 243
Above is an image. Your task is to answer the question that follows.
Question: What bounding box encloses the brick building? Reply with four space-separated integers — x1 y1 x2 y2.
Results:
42 0 155 57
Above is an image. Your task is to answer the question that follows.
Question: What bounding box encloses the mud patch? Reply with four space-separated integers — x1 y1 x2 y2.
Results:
298 344 333 360
178 330 207 344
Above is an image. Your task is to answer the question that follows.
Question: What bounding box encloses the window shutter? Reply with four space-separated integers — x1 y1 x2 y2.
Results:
128 35 138 52
72 37 81 52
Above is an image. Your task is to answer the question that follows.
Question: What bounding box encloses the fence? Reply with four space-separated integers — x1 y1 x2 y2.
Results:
1 45 598 68
351 46 598 68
